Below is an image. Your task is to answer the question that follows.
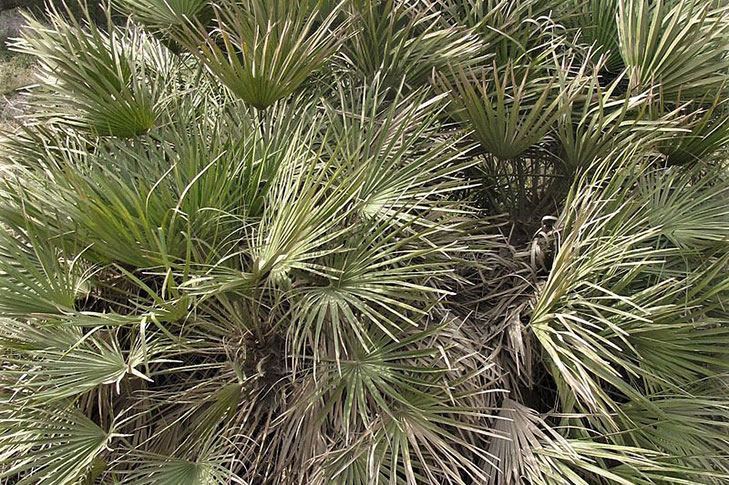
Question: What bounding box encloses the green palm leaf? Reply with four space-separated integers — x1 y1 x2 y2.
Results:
438 46 583 160
4 329 161 403
0 405 117 485
566 0 623 72
532 151 729 423
0 217 92 317
178 0 347 109
112 0 212 51
343 1 483 90
12 4 168 136
121 444 244 485
617 0 729 98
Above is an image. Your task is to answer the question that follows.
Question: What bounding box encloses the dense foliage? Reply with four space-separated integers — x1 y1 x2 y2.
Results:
2 0 729 483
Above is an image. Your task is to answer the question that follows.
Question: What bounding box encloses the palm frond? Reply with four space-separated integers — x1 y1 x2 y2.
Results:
12 4 169 136
4 327 164 403
324 79 477 222
1 1 729 484
652 94 729 165
434 0 567 65
290 219 461 365
343 1 483 90
0 404 117 485
177 0 347 109
566 0 623 72
486 398 573 485
531 151 729 424
617 0 729 99
112 0 212 51
0 215 92 317
320 324 503 484
555 67 680 173
438 43 583 160
120 439 244 485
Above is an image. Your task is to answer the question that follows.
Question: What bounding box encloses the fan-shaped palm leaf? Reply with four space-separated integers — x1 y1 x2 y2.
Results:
343 0 483 90
0 216 92 317
0 405 118 485
112 0 212 50
617 0 729 98
178 0 347 109
439 46 583 160
12 5 168 136
531 152 729 424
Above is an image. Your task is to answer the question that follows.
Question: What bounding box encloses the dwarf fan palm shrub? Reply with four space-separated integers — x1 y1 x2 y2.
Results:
2 0 729 484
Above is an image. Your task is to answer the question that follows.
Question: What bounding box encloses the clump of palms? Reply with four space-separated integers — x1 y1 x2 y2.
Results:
1 0 729 484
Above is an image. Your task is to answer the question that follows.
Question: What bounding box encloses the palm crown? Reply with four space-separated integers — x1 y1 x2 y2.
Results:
2 0 729 484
